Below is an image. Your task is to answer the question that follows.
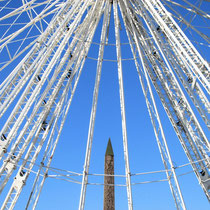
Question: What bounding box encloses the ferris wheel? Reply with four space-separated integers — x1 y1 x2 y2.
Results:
0 0 209 209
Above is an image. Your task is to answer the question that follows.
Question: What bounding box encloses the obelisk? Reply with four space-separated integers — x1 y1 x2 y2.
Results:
103 138 115 210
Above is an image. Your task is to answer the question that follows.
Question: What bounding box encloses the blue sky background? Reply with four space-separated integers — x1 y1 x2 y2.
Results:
0 0 209 209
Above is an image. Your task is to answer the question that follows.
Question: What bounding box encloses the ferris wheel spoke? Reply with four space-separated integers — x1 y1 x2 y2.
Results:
138 50 186 210
1 111 59 210
79 1 111 209
164 0 210 19
0 56 72 195
130 0 210 128
140 47 210 200
0 2 60 49
113 1 134 209
0 6 60 62
119 3 186 209
132 4 210 127
30 27 99 210
0 1 87 114
0 7 99 184
0 42 67 159
122 2 185 209
162 0 210 43
0 12 63 97
0 1 63 71
129 1 210 162
28 49 87 210
28 8 105 210
1 63 75 209
137 48 188 210
0 0 56 22
120 0 210 200
136 0 210 156
140 0 210 94
0 0 13 12
0 35 86 198
0 15 92 172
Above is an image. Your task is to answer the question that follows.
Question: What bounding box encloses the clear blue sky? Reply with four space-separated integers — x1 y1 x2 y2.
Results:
0 0 209 209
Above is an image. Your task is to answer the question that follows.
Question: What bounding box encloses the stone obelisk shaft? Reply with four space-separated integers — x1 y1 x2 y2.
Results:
104 139 115 210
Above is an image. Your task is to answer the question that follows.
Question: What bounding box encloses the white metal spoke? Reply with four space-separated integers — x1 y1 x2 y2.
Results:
141 0 210 93
113 1 133 209
119 0 210 200
162 0 210 43
164 0 210 19
28 23 98 208
79 1 110 209
0 0 101 199
131 1 210 126
119 3 186 208
0 1 81 115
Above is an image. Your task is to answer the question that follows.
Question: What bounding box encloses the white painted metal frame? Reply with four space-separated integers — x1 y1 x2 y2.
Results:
79 1 111 209
0 0 90 162
0 1 104 208
123 0 210 200
141 0 210 93
28 13 102 208
131 0 209 127
0 0 209 209
118 2 186 209
0 1 85 117
113 1 133 209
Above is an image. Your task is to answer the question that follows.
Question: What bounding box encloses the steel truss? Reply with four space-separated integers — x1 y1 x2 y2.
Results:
0 0 209 209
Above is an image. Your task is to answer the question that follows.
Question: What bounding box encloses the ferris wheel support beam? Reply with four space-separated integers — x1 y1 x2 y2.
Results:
30 15 102 209
29 47 88 210
79 1 110 209
136 42 187 210
141 0 210 94
0 24 93 204
129 0 210 163
120 4 186 209
164 0 210 19
113 1 133 209
0 38 66 164
131 0 209 127
0 0 91 162
0 1 84 117
118 1 186 209
0 1 60 49
162 0 210 43
0 1 101 195
0 0 47 22
120 0 210 200
0 30 62 117
0 1 70 73
0 42 37 95
0 0 81 86
0 55 70 194
133 8 210 157
0 8 100 205
1 81 68 210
